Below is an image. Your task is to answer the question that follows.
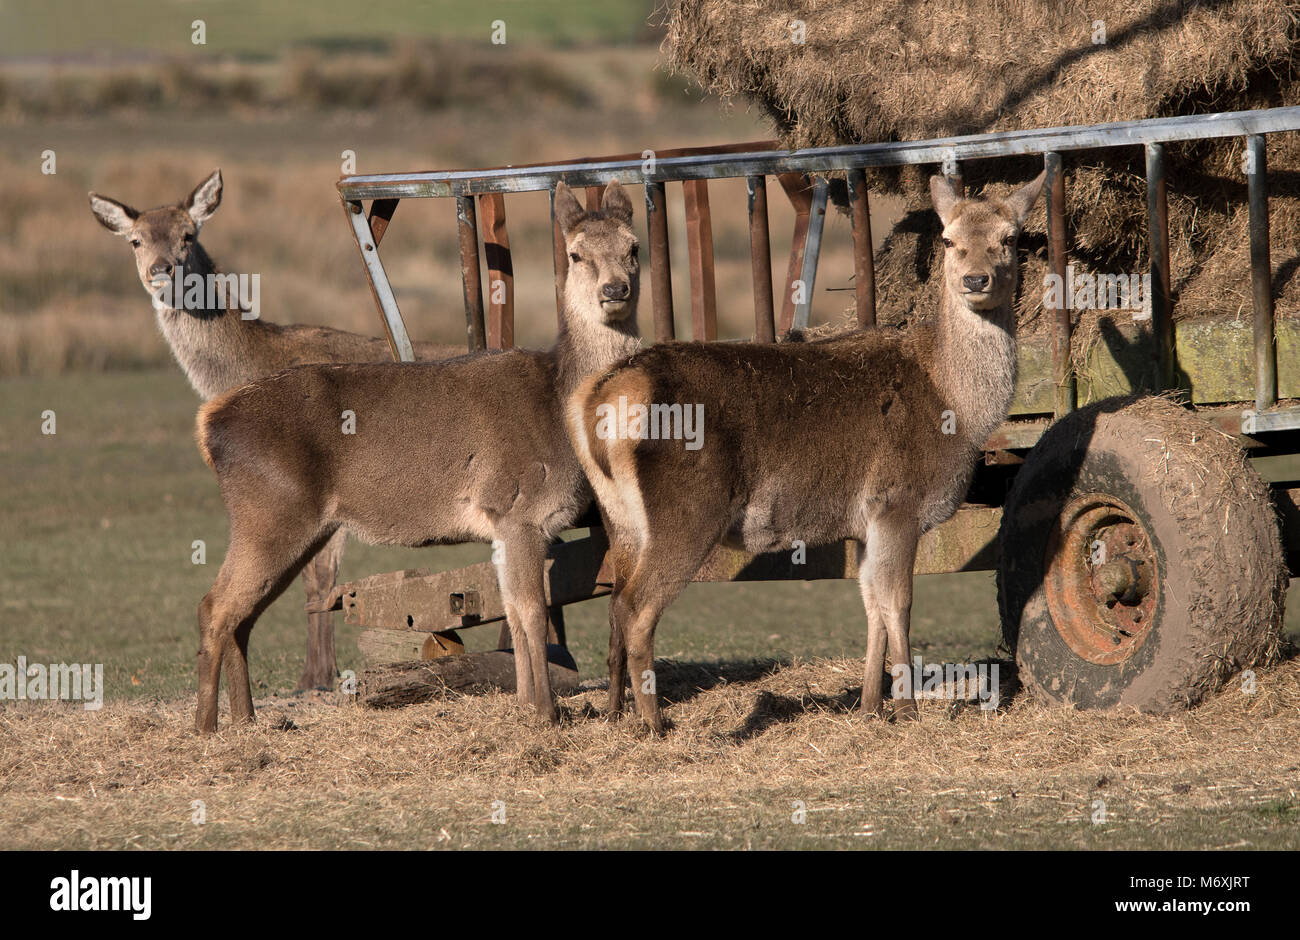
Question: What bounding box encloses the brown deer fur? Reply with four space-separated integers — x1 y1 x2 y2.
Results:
191 181 641 732
567 172 1045 734
89 170 461 691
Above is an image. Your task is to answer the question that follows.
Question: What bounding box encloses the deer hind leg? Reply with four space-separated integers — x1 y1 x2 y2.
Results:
616 529 719 736
496 527 556 724
602 523 635 717
297 527 345 691
196 525 329 733
864 514 920 721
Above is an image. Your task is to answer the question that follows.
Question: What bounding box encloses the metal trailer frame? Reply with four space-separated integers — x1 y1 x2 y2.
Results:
332 106 1300 668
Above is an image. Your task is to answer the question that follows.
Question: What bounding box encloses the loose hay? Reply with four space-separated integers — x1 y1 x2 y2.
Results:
1 654 1297 848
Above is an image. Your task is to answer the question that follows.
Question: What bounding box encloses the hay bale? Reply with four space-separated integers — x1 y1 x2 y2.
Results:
664 0 1300 331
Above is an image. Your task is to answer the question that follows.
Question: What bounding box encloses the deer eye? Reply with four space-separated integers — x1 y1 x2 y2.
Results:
1002 233 1016 246
129 238 141 248
629 245 639 260
942 237 954 248
182 232 194 244
569 252 581 263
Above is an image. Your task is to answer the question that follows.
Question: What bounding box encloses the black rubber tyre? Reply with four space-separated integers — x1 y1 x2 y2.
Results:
997 397 1286 713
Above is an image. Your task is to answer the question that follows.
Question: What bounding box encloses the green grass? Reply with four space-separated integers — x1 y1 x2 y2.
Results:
1 369 1009 702
0 0 659 59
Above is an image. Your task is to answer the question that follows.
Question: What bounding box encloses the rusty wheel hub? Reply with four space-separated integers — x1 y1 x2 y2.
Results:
1044 494 1158 666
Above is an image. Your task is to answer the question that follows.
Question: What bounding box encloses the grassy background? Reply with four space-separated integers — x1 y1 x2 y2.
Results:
1 0 661 58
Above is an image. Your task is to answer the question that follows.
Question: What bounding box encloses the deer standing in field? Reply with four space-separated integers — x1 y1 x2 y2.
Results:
89 170 462 691
191 181 641 732
567 172 1045 734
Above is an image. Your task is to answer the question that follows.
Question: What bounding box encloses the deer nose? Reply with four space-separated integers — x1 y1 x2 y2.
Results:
150 262 173 279
962 274 990 292
602 282 629 301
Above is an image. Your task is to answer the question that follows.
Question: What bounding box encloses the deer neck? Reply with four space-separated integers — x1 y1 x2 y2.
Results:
153 241 261 400
553 298 641 402
932 286 1019 450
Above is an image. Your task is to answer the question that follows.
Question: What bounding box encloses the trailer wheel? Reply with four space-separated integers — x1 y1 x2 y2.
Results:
997 397 1286 713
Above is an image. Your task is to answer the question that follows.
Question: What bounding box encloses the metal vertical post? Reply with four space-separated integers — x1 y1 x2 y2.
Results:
1045 152 1075 416
1248 134 1277 413
456 194 486 351
747 176 776 343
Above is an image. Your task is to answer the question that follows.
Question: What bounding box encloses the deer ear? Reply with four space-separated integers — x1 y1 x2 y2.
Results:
929 174 961 226
553 181 585 235
89 193 138 235
1004 170 1047 227
186 169 223 226
600 180 634 225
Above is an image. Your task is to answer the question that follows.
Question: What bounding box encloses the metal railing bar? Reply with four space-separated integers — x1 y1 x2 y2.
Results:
343 198 416 362
791 177 829 332
339 107 1300 200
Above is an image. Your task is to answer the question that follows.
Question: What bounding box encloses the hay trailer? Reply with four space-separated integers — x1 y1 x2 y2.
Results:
332 105 1300 712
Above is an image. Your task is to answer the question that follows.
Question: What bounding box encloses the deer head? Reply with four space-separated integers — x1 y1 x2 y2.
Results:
89 169 223 297
553 180 639 326
931 171 1045 315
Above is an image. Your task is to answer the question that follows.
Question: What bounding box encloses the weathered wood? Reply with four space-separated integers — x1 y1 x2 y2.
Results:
336 530 611 632
358 629 464 665
360 647 580 708
1009 315 1300 416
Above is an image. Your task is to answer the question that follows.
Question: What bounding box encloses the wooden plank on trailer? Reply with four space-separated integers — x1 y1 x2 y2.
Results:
358 629 464 665
1004 315 1300 416
478 192 514 349
682 179 718 341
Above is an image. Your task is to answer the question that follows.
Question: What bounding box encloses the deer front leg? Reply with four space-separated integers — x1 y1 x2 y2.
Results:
868 515 920 721
856 541 888 717
496 529 556 723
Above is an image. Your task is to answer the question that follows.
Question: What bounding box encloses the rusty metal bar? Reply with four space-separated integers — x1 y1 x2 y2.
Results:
584 184 606 212
455 194 486 351
1248 134 1277 413
340 107 1300 200
550 187 568 327
948 162 964 197
1044 152 1075 416
683 178 718 341
645 181 675 342
367 198 398 248
792 177 829 332
478 193 514 349
342 198 415 362
1144 143 1175 391
845 168 876 327
778 173 813 334
746 176 776 343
